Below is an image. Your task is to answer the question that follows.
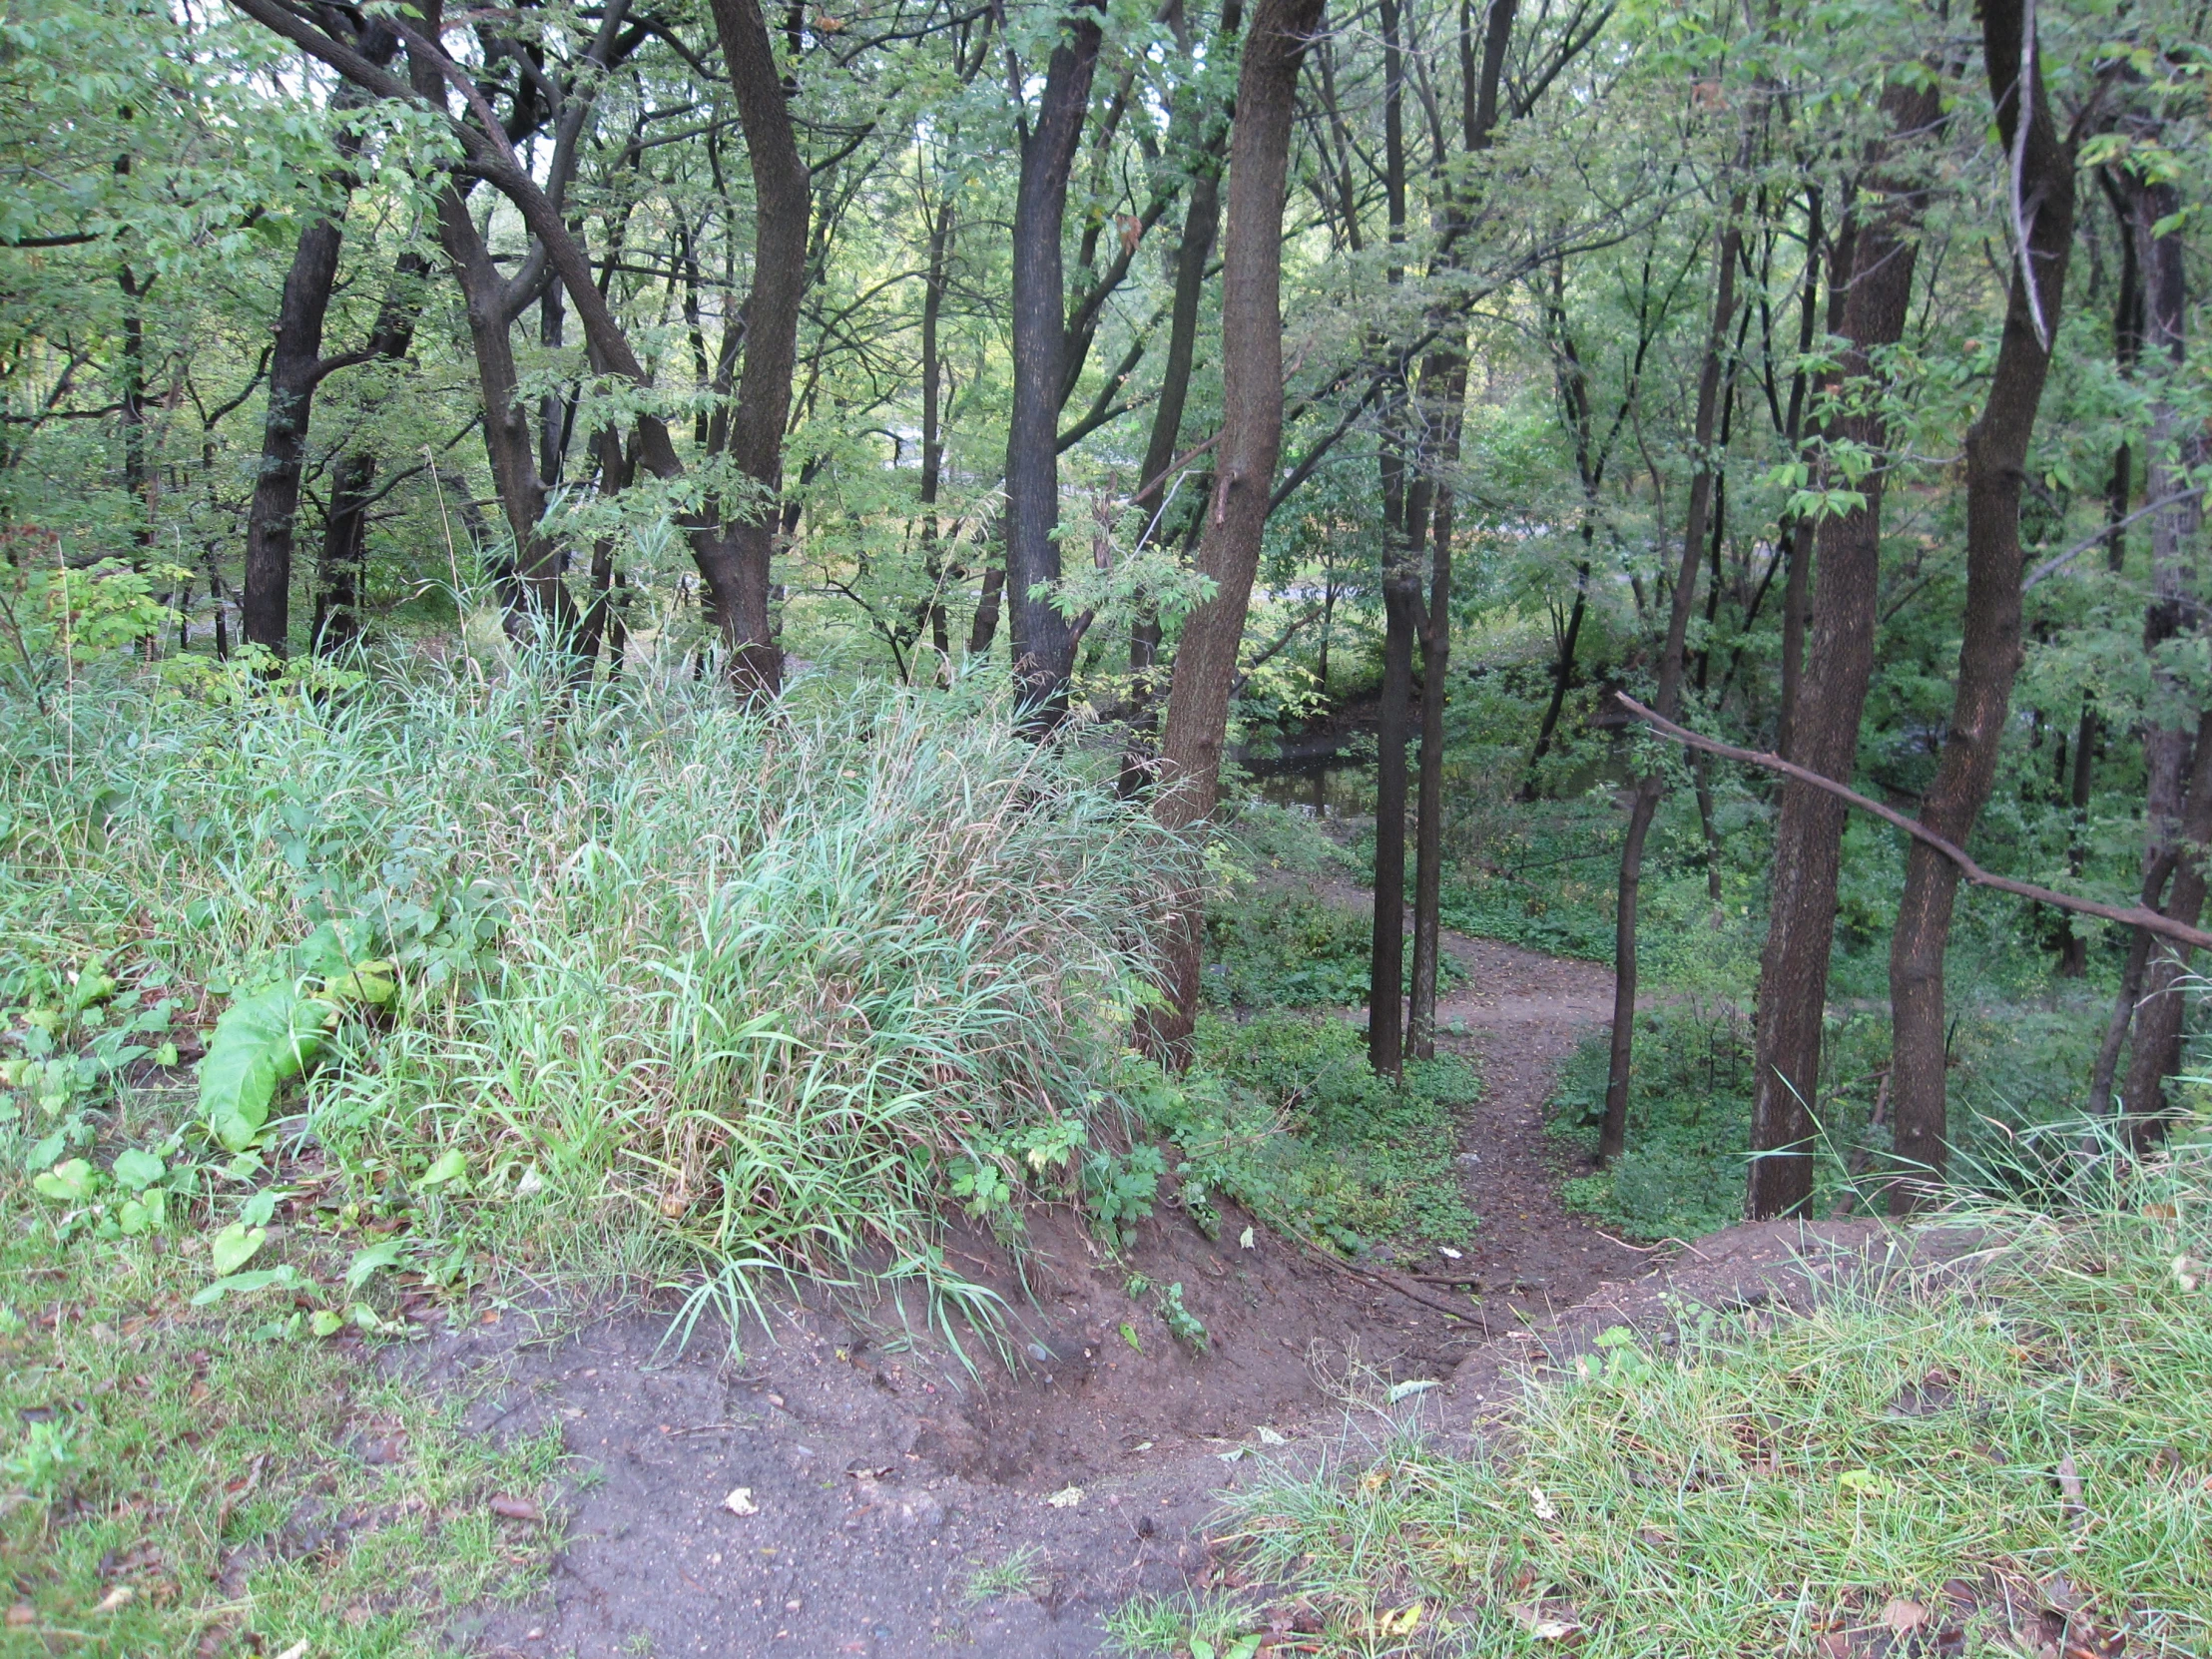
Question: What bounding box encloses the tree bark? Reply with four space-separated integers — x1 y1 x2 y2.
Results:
703 0 810 698
1144 0 1328 1063
1003 3 1104 720
1122 0 1241 794
1745 79 1941 1221
1407 0 1513 1061
1887 0 2073 1212
242 41 397 655
1772 186 1828 760
1598 171 1747 1167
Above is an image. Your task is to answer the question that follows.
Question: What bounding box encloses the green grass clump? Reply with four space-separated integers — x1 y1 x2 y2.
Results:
1148 1013 1477 1251
1124 1136 2212 1655
2 651 1183 1315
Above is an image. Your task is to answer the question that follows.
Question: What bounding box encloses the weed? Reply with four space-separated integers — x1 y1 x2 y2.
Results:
963 1543 1044 1602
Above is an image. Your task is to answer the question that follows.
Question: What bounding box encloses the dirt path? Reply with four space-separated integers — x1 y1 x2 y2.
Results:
1430 931 1653 1309
447 904 1657 1657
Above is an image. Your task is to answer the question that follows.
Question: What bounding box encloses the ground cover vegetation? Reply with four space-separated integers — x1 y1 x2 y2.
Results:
5 0 2212 1647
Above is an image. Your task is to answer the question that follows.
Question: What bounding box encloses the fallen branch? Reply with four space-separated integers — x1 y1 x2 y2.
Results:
1611 694 2212 953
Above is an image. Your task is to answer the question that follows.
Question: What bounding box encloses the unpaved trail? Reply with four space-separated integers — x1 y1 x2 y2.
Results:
1429 930 1652 1309
447 897 1660 1658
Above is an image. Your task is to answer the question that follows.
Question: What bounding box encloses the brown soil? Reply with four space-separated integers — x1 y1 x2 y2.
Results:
436 896 1901 1657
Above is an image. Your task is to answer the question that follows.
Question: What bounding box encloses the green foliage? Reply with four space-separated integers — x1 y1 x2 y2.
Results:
1181 1142 2212 1657
1549 1003 1762 1241
1202 886 1463 1009
1140 1013 1477 1253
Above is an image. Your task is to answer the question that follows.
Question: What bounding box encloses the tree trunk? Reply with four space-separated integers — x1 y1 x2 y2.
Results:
703 0 810 699
1775 189 1839 761
1745 79 1941 1221
1367 0 1415 1077
1887 0 2074 1212
1002 3 1104 720
1598 179 1747 1167
1407 0 1513 1061
1143 0 1328 1063
242 61 393 656
1122 0 1240 794
312 252 430 654
2115 177 2205 1141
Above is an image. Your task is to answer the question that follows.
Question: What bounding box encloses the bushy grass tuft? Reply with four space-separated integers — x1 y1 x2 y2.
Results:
1122 1130 2212 1655
1 652 1184 1309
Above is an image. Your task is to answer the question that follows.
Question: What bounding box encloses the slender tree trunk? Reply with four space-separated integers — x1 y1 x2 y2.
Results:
703 0 810 698
1003 3 1104 720
917 197 954 673
2116 177 2205 1141
1144 0 1328 1062
1407 0 1513 1061
1123 0 1241 794
1598 179 1747 1167
1366 0 1416 1077
1887 0 2074 1212
312 252 430 653
1745 80 1940 1220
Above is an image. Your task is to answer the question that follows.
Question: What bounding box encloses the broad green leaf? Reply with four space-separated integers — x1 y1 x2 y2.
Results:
111 1147 165 1191
32 1158 99 1204
190 1264 301 1306
419 1148 468 1188
309 1308 343 1338
117 1191 165 1235
345 1239 405 1293
210 1221 266 1276
198 984 335 1152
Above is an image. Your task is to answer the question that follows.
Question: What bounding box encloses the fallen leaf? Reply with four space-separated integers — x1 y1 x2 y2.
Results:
1239 1228 1255 1249
1508 1603 1581 1640
1530 1485 1557 1520
274 1643 308 1659
1256 1426 1288 1445
488 1495 541 1522
1045 1484 1084 1507
1387 1379 1439 1403
93 1586 134 1613
5 1606 30 1629
1881 1597 1930 1637
2057 1453 2084 1507
724 1487 760 1515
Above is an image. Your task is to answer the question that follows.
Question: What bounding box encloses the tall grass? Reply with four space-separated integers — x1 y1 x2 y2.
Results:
1 648 1185 1316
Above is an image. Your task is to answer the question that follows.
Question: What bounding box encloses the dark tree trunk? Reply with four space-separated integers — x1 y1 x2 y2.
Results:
1598 178 1747 1167
312 252 430 654
1744 80 1941 1221
1144 0 1328 1062
2116 177 2205 1141
1887 0 2074 1212
1367 0 1414 1077
702 0 810 698
243 36 400 655
1002 3 1104 720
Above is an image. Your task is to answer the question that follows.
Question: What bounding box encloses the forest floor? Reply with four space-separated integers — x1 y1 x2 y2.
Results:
443 886 1818 1658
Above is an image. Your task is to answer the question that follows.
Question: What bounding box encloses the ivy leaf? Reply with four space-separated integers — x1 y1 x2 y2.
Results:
198 985 335 1152
190 1264 301 1306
